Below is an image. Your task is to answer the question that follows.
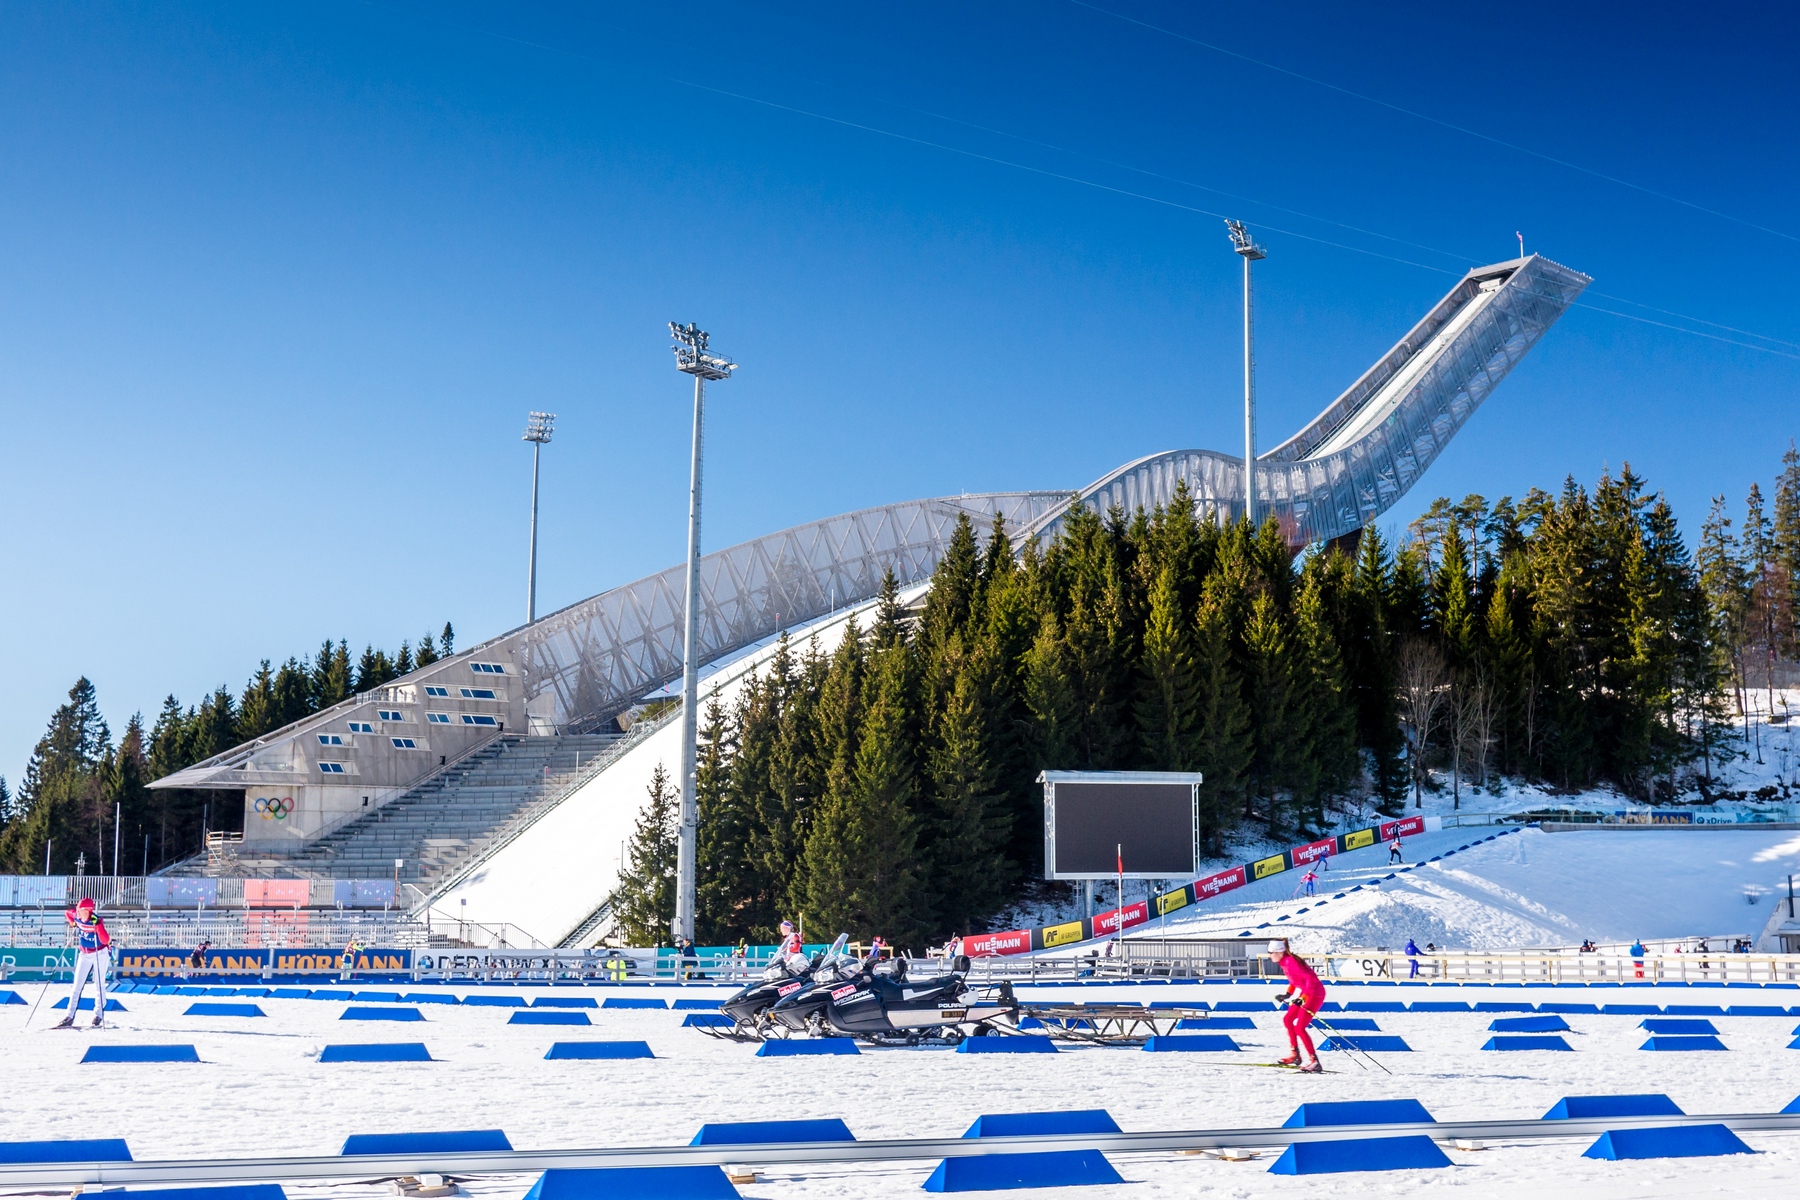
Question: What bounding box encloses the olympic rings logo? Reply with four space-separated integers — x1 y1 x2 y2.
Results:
254 797 295 820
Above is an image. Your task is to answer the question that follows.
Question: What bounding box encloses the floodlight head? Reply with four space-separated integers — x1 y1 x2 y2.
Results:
669 320 736 381
1225 218 1267 261
523 411 556 444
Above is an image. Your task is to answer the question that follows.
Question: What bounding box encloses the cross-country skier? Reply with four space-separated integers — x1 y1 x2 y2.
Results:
55 898 110 1029
1269 938 1324 1073
1301 870 1318 897
1388 835 1404 864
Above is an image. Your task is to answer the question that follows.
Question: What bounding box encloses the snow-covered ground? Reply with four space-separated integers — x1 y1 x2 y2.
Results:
1126 824 1800 952
5 980 1800 1199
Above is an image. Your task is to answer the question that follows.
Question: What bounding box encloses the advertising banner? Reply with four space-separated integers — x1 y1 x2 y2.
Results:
965 929 1032 957
1251 852 1289 880
1040 920 1088 948
1194 865 1246 899
1093 901 1149 937
0 946 79 981
1291 837 1336 867
1154 888 1191 916
117 947 270 977
1341 827 1375 851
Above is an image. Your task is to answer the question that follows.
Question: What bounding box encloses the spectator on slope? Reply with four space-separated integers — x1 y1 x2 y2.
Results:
55 898 110 1029
1269 938 1325 1074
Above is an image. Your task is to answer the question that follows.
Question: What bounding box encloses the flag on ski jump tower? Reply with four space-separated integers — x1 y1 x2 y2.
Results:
963 814 1440 957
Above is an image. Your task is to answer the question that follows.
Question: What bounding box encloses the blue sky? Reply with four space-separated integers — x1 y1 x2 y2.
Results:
2 2 1796 786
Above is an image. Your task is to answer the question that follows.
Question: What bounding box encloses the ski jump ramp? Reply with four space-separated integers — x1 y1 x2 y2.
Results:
154 255 1588 918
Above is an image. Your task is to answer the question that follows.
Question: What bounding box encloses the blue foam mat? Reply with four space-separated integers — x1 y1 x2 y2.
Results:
756 1038 859 1056
1268 1135 1451 1174
1583 1124 1753 1160
94 1186 288 1200
601 998 668 1010
522 1166 740 1200
1489 1015 1569 1032
462 995 527 1007
923 1150 1122 1191
545 1041 655 1060
682 1013 733 1028
341 1006 425 1022
691 1119 855 1145
956 1035 1057 1054
51 998 126 1011
184 1002 266 1017
82 1045 200 1063
1143 1034 1241 1052
1284 1100 1434 1128
1319 1036 1411 1052
1545 1094 1683 1119
1641 1018 1718 1034
965 1111 1119 1137
531 997 599 1008
0 1138 133 1163
510 1011 592 1026
342 1131 513 1155
1482 1035 1573 1051
318 1043 432 1063
1641 1035 1727 1051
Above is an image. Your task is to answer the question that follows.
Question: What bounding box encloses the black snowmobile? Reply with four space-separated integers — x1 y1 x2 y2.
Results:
766 936 864 1036
714 934 847 1040
822 953 1018 1045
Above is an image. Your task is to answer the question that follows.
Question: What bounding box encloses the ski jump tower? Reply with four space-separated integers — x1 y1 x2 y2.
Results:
154 255 1589 847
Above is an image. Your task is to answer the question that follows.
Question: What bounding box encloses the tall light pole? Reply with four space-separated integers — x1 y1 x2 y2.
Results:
522 411 555 624
1226 220 1266 528
669 321 735 943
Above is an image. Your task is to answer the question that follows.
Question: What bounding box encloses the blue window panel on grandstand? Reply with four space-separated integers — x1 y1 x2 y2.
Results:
461 689 497 699
391 738 418 749
319 763 346 774
425 687 448 697
463 715 499 726
427 714 451 723
317 735 344 746
377 710 404 722
471 663 505 674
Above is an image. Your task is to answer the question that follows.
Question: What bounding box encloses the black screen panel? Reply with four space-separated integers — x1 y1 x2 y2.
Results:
1052 781 1194 875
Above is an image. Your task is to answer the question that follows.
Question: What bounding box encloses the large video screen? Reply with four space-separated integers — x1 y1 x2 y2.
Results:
1044 774 1198 879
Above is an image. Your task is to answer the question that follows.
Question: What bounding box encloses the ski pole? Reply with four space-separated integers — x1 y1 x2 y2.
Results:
24 947 68 1029
1311 1014 1392 1075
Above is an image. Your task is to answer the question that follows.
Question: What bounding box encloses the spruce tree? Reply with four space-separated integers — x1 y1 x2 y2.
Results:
1244 591 1297 832
926 653 1010 933
1191 597 1252 850
613 764 679 945
239 661 278 739
765 634 825 923
1135 562 1199 769
1292 569 1358 829
416 632 440 666
441 623 456 655
695 694 755 943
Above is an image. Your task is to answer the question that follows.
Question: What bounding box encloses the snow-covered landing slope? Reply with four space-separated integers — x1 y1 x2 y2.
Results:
438 588 923 946
1140 824 1800 951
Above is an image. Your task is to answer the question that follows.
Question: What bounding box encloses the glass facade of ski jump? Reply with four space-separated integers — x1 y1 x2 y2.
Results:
154 255 1588 834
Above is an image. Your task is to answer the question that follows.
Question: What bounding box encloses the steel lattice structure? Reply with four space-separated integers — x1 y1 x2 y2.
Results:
154 255 1587 848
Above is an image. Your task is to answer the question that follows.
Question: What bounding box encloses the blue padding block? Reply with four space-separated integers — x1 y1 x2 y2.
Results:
1642 1018 1718 1034
1319 1036 1411 1053
523 1165 739 1200
1408 1001 1471 1012
1788 1037 1800 1049
1544 1094 1683 1120
674 1000 721 1010
1142 1034 1240 1052
51 998 126 1011
308 990 354 1000
1726 1005 1787 1017
343 1130 513 1155
1018 1017 1045 1030
964 1111 1119 1138
1211 1001 1271 1012
0 990 25 1005
1179 1016 1254 1029
923 1150 1121 1191
110 982 139 994
185 1003 266 1017
1148 1000 1208 1010
1473 1002 1536 1013
341 1006 424 1022
532 996 599 1008
270 988 312 999
1642 1035 1726 1051
153 986 185 995
601 998 668 1010
176 987 206 996
1537 1003 1600 1014
756 1038 859 1056
1583 1124 1753 1160
319 1043 432 1062
82 1045 200 1063
546 1041 655 1060
956 1035 1057 1054
1663 1004 1726 1015
234 988 272 997
401 993 461 1005
1284 1100 1433 1128
510 1011 592 1026
1345 1001 1406 1012
691 1119 854 1146
1601 1004 1661 1015
1483 1036 1573 1051
351 991 404 1002
462 994 527 1007
1268 1135 1451 1174
0 1138 133 1163
99 1186 288 1200
205 988 238 996
1782 1095 1800 1113
682 1013 732 1028
1490 1015 1569 1033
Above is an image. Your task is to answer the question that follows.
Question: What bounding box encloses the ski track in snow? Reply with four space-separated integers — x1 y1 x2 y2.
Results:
6 983 1800 1199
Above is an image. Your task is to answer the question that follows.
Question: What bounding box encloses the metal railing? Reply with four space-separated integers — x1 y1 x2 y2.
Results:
1327 949 1800 985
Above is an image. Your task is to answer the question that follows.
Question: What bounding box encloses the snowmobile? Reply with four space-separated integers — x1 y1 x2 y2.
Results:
766 936 866 1036
821 953 1018 1045
714 934 848 1040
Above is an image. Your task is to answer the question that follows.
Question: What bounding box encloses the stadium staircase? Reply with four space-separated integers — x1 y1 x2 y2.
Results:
171 731 630 889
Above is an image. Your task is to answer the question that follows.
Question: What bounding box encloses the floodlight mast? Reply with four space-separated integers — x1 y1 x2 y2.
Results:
669 321 735 944
1225 220 1266 528
522 411 555 624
